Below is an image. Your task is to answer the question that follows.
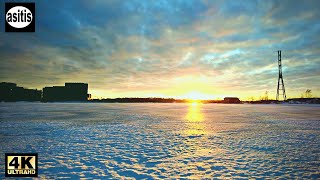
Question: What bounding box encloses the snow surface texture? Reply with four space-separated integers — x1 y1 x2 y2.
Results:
0 103 319 179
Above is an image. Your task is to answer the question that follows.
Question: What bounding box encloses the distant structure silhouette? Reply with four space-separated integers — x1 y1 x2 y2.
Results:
276 50 287 101
0 82 41 102
42 83 88 102
223 97 241 103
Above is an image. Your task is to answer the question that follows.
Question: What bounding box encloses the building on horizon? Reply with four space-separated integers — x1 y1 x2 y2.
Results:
0 82 42 102
42 82 88 102
223 97 241 103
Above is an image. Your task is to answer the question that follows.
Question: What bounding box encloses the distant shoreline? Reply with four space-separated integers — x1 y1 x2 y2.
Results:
1 97 319 104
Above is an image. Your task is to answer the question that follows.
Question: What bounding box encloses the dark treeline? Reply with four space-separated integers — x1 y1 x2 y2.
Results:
90 98 319 104
90 98 239 104
243 98 320 104
91 98 184 103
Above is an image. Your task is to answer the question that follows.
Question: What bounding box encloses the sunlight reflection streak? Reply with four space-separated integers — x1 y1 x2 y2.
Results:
185 102 206 135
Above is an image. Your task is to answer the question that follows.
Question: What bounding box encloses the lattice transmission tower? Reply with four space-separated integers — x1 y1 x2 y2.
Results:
276 50 287 101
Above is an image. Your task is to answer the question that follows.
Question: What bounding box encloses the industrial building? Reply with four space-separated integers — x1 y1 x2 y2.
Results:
0 82 42 102
42 83 88 102
223 97 241 103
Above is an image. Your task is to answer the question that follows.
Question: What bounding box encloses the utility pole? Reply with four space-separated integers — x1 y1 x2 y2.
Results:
276 50 287 101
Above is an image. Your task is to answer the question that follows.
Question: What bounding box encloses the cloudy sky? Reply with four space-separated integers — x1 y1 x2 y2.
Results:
1 0 319 100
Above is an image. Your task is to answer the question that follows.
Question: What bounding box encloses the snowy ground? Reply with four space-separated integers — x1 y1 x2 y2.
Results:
0 103 319 179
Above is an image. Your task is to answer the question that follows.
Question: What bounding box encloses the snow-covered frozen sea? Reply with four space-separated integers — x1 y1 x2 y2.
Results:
0 103 319 179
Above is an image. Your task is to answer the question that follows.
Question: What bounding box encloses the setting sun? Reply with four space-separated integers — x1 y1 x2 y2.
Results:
183 91 213 100
191 102 198 107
